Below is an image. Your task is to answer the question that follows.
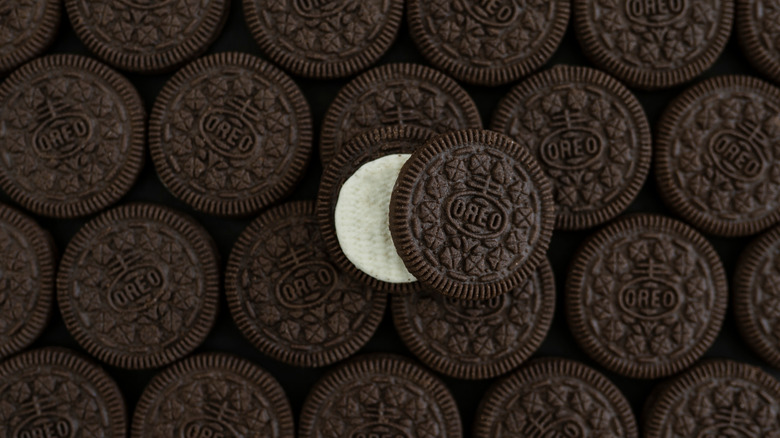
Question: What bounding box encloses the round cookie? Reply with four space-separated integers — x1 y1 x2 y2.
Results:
392 258 555 380
566 214 728 379
574 0 734 89
407 0 569 86
57 203 220 369
0 54 145 218
491 65 652 230
299 354 462 438
734 224 780 368
390 129 554 300
150 52 312 216
226 200 387 367
655 75 780 236
738 0 780 84
0 348 126 438
66 0 230 73
0 203 55 359
0 0 60 74
319 63 481 166
474 358 638 438
317 125 433 293
132 353 294 438
244 0 403 78
644 360 780 437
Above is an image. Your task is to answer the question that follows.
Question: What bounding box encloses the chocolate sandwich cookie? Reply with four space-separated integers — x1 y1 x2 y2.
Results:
0 55 145 218
319 63 481 166
226 201 386 367
392 258 555 379
474 358 638 438
656 75 780 236
299 354 462 438
644 360 780 437
573 0 734 89
150 52 312 216
132 353 294 438
66 0 230 73
57 203 220 369
390 129 555 300
738 0 780 84
734 224 780 368
0 348 126 438
566 214 727 379
244 0 403 78
0 0 60 74
407 0 569 86
491 65 652 230
317 126 433 293
0 204 55 359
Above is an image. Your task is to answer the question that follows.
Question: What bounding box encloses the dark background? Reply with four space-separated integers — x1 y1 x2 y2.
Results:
6 0 780 433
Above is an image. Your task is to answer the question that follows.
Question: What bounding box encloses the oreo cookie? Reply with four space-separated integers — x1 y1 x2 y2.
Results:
474 358 638 438
0 203 55 359
150 52 312 216
574 0 734 89
57 203 220 369
566 214 728 378
299 354 462 438
66 0 230 73
132 353 294 438
655 75 780 236
734 224 780 368
389 129 555 300
0 55 145 218
643 360 780 436
392 258 555 379
491 65 652 230
0 348 126 438
319 63 481 166
244 0 403 78
738 0 780 84
317 125 433 293
407 0 569 86
0 0 60 74
226 200 386 367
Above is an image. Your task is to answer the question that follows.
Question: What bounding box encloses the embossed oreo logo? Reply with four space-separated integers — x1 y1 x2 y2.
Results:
540 129 604 170
182 420 235 438
293 0 350 18
275 261 337 309
463 0 520 28
199 98 261 159
618 278 680 320
442 295 505 320
526 415 585 438
625 0 687 26
14 415 73 438
708 126 767 182
107 253 165 312
445 192 508 239
32 113 92 159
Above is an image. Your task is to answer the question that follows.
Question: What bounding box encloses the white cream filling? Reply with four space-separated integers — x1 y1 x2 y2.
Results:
334 154 416 283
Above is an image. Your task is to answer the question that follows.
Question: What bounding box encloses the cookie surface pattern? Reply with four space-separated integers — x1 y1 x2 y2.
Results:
0 0 60 73
244 0 403 78
0 55 145 218
738 0 780 83
655 75 780 236
226 201 386 367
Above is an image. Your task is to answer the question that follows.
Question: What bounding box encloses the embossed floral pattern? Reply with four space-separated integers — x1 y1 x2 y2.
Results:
138 369 284 438
586 0 724 70
661 86 780 225
230 204 383 365
63 219 206 357
0 68 135 202
0 0 48 55
0 221 40 345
